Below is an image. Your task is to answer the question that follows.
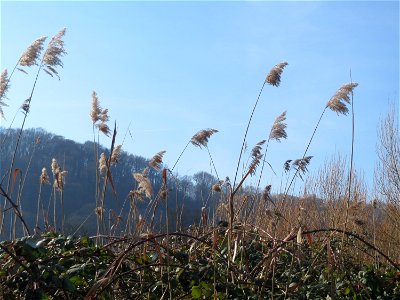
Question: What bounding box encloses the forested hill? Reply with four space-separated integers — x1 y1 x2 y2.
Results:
0 127 220 236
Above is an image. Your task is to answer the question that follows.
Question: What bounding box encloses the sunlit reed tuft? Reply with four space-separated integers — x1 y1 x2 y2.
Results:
43 28 67 77
0 69 9 119
90 91 101 123
40 168 50 185
249 140 265 176
326 83 358 115
96 122 111 137
51 158 59 175
99 153 107 175
90 91 110 136
149 150 166 171
266 62 288 87
269 111 287 142
110 145 122 165
133 172 153 198
191 128 218 148
19 36 47 67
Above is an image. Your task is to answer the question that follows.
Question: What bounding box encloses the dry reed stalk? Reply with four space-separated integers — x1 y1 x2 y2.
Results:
36 168 50 231
256 111 288 196
90 91 112 239
283 82 358 202
344 77 358 249
233 62 288 190
0 29 67 235
191 128 219 178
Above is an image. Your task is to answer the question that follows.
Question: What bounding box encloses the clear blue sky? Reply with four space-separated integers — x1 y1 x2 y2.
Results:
1 1 399 194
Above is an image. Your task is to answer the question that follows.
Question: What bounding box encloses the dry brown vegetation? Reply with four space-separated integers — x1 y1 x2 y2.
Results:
0 30 399 299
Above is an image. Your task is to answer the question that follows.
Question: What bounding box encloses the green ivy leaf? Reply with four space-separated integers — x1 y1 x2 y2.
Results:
191 285 202 298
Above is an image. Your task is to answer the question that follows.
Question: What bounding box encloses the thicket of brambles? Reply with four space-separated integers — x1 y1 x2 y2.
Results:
1 29 399 299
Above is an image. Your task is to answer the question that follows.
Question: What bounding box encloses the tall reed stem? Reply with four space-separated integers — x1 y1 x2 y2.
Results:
233 81 266 190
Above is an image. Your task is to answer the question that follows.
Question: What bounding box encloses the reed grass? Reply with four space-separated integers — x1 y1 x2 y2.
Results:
1 31 399 300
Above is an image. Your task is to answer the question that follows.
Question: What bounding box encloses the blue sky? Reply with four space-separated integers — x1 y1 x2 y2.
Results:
1 1 399 194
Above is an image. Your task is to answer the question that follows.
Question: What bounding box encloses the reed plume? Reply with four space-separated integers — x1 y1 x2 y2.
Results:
99 153 107 175
283 82 358 200
292 156 313 178
326 83 358 115
40 168 50 185
284 159 292 172
269 111 287 142
266 62 288 87
234 61 288 189
51 158 67 191
149 150 166 171
42 28 67 79
91 91 111 136
0 69 10 119
96 122 111 137
110 145 122 165
19 36 47 67
191 129 218 148
90 91 102 123
133 172 153 199
51 158 59 175
256 111 288 192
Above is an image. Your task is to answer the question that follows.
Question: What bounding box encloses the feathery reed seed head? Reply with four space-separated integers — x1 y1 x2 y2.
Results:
51 158 59 175
19 36 47 67
0 69 9 119
99 153 107 174
21 98 31 114
266 62 288 87
284 160 292 172
191 128 218 148
110 145 122 165
133 172 153 198
270 111 288 142
292 156 313 174
326 83 358 115
149 150 166 171
40 168 50 185
90 91 111 135
248 140 265 176
99 109 109 122
251 140 266 158
43 28 67 69
1 69 9 100
90 91 101 123
96 122 111 136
